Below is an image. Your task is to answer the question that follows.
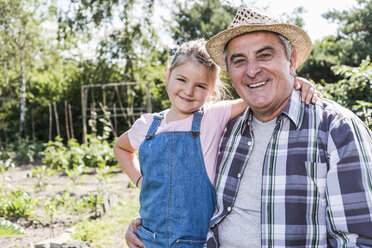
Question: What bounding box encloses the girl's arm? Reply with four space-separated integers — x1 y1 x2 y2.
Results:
230 99 248 120
294 76 322 105
229 77 322 120
113 131 142 188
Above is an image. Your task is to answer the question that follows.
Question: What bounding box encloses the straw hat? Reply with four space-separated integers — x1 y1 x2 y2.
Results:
206 5 312 69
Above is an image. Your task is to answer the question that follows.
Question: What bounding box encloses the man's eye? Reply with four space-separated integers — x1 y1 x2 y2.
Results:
233 59 245 65
259 53 272 59
177 78 186 82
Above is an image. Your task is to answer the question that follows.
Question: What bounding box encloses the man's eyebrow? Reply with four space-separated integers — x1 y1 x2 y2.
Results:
229 53 245 62
257 46 275 54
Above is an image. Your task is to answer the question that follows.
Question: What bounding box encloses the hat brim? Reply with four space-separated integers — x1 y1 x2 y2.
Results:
206 23 312 70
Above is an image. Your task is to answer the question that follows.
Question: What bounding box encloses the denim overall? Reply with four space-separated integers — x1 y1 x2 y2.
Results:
137 110 216 248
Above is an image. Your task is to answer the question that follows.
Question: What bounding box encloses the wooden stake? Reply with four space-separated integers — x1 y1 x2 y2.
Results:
68 104 75 139
113 103 117 135
48 103 52 140
53 101 60 137
64 101 70 140
31 108 35 142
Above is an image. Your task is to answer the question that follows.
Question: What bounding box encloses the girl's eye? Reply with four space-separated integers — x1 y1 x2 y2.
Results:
177 78 186 82
196 85 206 89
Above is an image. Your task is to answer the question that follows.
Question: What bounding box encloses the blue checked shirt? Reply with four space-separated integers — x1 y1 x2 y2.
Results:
206 90 372 247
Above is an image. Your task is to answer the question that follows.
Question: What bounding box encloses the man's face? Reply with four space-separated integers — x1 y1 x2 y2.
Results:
226 32 297 121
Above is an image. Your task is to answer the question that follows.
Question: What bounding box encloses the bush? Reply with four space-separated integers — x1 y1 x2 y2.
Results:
0 217 25 236
0 190 37 219
321 57 372 129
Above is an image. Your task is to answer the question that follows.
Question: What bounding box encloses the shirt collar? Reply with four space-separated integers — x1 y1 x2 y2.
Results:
281 90 304 130
241 90 304 133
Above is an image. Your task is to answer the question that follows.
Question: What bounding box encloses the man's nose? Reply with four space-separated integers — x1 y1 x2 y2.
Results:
245 60 261 78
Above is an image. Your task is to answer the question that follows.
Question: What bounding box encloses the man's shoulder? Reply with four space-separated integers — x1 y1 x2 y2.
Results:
306 98 369 132
312 98 356 121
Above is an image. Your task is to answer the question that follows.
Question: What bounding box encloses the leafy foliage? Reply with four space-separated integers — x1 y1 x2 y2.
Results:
300 0 372 83
27 165 56 191
0 217 25 236
72 199 139 247
0 0 371 149
170 0 236 45
322 0 372 66
0 190 37 219
321 58 372 128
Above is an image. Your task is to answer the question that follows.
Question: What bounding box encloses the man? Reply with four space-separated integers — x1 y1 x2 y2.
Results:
126 5 372 247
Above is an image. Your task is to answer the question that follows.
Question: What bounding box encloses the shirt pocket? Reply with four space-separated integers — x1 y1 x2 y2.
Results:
304 161 328 200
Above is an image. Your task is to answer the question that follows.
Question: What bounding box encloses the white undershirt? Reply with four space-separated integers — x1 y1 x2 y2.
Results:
219 116 276 248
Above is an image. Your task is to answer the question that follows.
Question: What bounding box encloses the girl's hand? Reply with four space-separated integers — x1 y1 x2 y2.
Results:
294 77 322 105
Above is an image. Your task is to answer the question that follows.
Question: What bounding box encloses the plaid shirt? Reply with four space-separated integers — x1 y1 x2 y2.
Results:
206 90 372 247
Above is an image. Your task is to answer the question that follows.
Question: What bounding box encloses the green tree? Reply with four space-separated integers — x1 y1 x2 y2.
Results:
170 0 237 45
0 0 45 138
323 0 372 66
280 6 306 28
299 0 372 83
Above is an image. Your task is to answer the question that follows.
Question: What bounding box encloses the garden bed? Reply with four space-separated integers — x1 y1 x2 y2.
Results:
0 164 139 248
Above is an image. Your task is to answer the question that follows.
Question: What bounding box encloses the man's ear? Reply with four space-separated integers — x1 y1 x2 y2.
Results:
289 49 297 76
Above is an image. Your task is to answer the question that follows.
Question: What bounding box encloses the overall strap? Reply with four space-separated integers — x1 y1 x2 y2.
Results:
145 112 164 140
189 109 204 138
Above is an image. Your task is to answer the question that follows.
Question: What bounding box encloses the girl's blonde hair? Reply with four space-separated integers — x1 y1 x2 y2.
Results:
168 38 229 102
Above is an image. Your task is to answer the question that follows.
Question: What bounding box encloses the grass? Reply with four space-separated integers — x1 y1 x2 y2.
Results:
71 199 140 248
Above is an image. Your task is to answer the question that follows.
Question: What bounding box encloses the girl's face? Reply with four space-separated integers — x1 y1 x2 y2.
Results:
166 61 214 121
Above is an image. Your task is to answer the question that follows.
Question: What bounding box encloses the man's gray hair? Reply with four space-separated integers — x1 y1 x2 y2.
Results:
224 32 293 71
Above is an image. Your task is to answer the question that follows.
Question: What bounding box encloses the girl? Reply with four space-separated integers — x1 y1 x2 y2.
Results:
114 39 318 248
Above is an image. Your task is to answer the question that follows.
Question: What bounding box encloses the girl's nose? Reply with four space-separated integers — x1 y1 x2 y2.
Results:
184 84 194 96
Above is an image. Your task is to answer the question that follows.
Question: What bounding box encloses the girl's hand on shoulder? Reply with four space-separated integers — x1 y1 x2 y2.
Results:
294 77 322 105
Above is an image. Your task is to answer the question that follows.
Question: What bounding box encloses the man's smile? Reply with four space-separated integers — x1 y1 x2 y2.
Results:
247 80 268 88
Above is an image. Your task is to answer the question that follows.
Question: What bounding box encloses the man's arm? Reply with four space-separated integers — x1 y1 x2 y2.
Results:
326 114 372 246
125 217 145 248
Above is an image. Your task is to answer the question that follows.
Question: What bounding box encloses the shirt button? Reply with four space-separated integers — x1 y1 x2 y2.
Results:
237 173 241 178
248 141 252 146
227 207 232 212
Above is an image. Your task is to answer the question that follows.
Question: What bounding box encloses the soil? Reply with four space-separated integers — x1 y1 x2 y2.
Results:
0 164 138 248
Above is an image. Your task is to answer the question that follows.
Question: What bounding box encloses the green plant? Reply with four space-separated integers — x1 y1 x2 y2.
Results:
82 193 103 219
0 217 25 236
27 165 56 191
16 141 36 164
72 199 140 248
0 158 15 173
0 157 15 187
70 196 89 215
65 164 86 185
43 197 59 238
40 136 69 171
0 190 37 219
